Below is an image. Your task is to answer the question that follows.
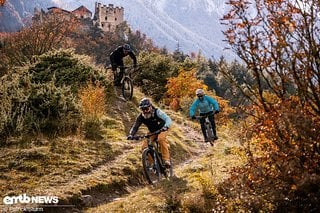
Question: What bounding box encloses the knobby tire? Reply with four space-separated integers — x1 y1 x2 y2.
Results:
142 148 160 184
122 77 133 100
206 121 215 146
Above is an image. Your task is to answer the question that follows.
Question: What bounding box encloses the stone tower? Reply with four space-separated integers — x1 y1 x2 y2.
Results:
93 2 124 32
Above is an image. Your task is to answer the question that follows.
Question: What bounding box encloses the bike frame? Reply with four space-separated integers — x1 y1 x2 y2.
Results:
112 65 134 100
195 114 215 145
117 66 133 83
132 130 172 184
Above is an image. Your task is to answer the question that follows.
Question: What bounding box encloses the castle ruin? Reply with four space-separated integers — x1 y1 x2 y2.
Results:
93 2 124 32
33 2 124 32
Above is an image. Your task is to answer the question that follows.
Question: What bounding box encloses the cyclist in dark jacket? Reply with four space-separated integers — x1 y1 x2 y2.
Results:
189 89 220 142
127 98 172 167
110 44 137 86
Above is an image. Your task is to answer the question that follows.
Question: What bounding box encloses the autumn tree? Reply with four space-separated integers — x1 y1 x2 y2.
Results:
67 24 105 64
135 51 179 101
166 68 235 125
127 29 157 54
72 21 159 66
220 0 320 210
0 14 79 71
222 0 319 113
166 68 207 111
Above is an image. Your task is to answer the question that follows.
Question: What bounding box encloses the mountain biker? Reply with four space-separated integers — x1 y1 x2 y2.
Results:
110 44 137 86
189 89 220 142
127 98 172 167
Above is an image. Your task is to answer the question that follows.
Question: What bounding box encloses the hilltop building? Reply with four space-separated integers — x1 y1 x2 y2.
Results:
33 6 85 23
93 2 124 32
32 2 124 32
72 6 93 19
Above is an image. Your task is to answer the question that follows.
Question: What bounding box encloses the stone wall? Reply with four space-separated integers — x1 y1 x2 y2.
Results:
93 2 124 32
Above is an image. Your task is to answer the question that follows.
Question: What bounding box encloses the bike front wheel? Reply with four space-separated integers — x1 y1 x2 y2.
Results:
122 77 133 100
142 148 160 184
206 122 215 144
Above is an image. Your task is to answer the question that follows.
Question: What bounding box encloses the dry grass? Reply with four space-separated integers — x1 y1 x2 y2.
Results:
79 81 106 121
0 136 115 194
0 86 244 212
85 123 245 212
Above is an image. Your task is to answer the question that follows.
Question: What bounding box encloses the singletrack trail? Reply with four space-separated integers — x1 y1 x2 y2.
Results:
43 96 239 213
83 120 239 212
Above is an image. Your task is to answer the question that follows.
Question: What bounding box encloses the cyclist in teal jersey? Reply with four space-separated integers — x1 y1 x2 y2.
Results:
189 89 220 142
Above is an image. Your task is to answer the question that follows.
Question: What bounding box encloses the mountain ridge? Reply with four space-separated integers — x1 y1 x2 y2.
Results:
0 0 56 31
53 0 237 60
1 0 237 60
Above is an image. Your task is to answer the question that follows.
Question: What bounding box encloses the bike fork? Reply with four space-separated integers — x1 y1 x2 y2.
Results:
153 152 159 172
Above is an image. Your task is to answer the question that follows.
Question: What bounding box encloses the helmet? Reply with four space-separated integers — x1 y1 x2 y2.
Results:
123 44 131 51
139 98 152 109
196 89 205 96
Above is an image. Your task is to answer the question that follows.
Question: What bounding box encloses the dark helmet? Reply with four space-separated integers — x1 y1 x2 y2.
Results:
139 98 152 109
123 44 131 51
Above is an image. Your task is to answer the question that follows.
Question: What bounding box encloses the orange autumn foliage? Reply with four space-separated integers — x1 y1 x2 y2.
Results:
79 81 106 121
166 68 235 125
166 68 207 111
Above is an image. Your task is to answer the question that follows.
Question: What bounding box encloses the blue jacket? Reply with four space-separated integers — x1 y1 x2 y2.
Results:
189 95 219 117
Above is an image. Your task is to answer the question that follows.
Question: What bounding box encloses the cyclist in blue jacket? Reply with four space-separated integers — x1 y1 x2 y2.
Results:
189 89 220 142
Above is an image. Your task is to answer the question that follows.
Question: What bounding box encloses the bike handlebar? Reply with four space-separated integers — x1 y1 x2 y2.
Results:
128 128 167 140
193 112 215 119
194 115 208 119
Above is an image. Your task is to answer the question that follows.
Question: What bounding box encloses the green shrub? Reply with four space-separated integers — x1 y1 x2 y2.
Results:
0 70 81 144
82 119 103 141
29 49 107 94
0 49 110 145
134 51 178 101
27 78 81 137
0 71 32 143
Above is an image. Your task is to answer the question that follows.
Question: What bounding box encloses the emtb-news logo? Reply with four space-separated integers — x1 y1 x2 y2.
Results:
0 0 6 6
3 194 59 205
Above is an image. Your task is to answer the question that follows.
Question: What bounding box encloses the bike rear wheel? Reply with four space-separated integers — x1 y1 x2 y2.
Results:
122 76 133 100
142 148 160 184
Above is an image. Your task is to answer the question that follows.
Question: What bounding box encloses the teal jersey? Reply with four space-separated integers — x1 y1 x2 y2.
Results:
189 95 219 117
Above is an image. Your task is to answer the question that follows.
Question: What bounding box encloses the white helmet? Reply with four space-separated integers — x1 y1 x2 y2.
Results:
196 89 205 96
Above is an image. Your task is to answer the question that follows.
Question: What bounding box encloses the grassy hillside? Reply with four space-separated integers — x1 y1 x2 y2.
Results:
0 85 243 212
86 124 244 213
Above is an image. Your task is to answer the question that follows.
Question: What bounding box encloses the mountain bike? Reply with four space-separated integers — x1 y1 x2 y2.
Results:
116 65 134 100
107 65 135 100
129 129 173 184
195 114 217 146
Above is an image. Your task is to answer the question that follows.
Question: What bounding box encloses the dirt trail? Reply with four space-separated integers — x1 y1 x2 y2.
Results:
83 130 235 212
41 97 141 212
44 95 214 212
